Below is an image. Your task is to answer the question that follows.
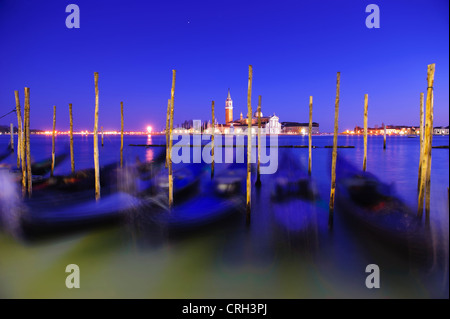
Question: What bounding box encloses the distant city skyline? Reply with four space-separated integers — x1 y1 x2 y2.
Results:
0 0 448 133
2 122 449 136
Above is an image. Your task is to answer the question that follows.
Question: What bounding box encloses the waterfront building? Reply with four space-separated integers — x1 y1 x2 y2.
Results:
193 120 201 133
433 126 449 135
266 114 282 134
281 122 319 134
345 124 450 136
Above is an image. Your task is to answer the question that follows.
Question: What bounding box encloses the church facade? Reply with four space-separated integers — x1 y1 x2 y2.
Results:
221 89 281 134
202 89 318 135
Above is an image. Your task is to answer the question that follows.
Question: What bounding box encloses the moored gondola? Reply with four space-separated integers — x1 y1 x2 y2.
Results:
9 152 69 181
141 163 246 235
1 153 167 241
19 191 143 240
334 155 431 253
30 152 69 176
0 144 13 162
270 151 323 245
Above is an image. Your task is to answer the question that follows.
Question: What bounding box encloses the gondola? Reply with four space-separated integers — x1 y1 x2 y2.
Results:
19 191 143 240
148 162 206 200
270 151 322 237
334 155 430 251
11 163 136 240
5 153 168 240
0 144 13 162
142 163 246 234
9 152 69 179
31 150 167 195
32 162 121 195
271 151 318 202
30 153 69 175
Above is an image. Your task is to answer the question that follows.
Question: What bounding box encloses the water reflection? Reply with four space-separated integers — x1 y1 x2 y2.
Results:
145 135 154 162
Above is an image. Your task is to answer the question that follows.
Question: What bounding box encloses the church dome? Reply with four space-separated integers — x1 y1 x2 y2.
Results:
253 110 263 118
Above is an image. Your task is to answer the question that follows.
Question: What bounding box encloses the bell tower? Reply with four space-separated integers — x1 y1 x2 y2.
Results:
225 88 233 124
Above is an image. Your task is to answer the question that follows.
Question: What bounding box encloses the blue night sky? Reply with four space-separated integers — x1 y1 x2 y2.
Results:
0 0 448 132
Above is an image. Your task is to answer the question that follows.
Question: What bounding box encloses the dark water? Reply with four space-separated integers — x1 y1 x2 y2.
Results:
0 134 448 298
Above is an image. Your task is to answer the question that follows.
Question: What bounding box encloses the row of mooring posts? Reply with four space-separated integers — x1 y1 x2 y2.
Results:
51 73 125 199
70 64 437 218
163 67 395 222
10 72 127 202
176 65 255 216
86 73 127 199
327 64 436 223
418 64 435 220
194 66 345 220
13 88 32 197
7 65 435 220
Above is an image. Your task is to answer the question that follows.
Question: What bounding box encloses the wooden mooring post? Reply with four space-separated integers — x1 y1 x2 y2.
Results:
168 70 176 208
94 72 100 200
10 123 14 152
120 101 124 168
14 91 22 169
51 105 56 177
417 93 424 190
418 64 435 219
424 64 435 220
165 99 171 169
246 65 253 214
308 96 313 176
363 94 368 172
16 91 26 196
329 72 340 217
24 87 32 197
256 95 262 186
211 100 215 178
383 124 387 149
424 66 436 221
69 103 74 173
